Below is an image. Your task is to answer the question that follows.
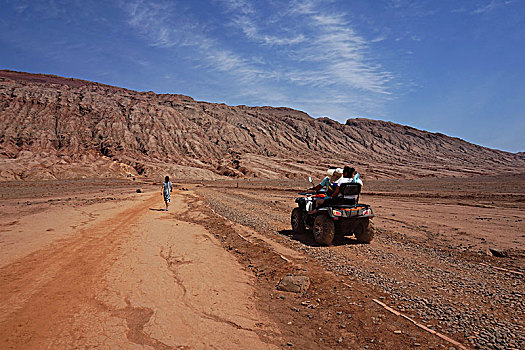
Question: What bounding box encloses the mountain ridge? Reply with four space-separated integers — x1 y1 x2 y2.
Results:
1 69 524 181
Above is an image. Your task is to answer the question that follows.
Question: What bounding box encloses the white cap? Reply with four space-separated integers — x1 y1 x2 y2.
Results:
327 168 343 176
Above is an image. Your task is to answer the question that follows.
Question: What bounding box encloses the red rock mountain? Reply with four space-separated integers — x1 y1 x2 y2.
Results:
1 70 524 181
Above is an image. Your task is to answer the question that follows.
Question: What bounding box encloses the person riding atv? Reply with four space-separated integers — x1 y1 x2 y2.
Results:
291 167 375 245
331 166 363 203
305 167 343 213
311 167 343 193
307 166 362 213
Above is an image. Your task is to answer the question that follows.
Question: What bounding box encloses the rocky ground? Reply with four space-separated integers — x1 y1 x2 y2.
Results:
195 174 524 350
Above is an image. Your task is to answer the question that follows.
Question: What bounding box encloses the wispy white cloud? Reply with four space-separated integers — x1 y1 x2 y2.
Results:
226 0 393 96
225 3 306 46
121 0 196 48
215 0 255 15
450 7 467 14
284 1 392 95
472 1 498 14
471 0 515 14
6 0 73 19
120 0 395 118
371 35 387 43
121 1 283 102
12 3 29 13
386 0 436 17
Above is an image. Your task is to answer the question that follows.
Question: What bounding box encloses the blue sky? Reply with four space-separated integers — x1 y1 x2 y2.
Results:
1 0 523 152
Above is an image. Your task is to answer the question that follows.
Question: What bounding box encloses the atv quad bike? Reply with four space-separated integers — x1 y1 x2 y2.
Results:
291 180 375 245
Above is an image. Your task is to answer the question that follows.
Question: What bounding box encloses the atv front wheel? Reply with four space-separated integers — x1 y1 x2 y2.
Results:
354 218 375 243
291 208 306 234
313 215 335 245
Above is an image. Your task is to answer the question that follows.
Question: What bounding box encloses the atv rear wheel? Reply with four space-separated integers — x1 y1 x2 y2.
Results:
291 208 306 234
354 218 375 243
313 215 335 245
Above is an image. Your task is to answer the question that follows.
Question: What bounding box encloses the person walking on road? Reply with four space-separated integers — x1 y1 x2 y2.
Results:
161 176 173 211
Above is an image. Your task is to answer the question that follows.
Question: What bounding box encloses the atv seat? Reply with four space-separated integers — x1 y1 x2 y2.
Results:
337 182 361 205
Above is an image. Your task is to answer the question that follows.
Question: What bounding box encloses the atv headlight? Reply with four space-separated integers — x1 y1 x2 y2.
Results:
332 209 342 217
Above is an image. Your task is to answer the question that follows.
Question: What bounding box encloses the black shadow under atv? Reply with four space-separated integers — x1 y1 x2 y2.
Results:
291 182 375 245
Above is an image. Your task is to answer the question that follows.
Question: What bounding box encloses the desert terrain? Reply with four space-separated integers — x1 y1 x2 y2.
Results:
0 174 523 349
1 71 524 349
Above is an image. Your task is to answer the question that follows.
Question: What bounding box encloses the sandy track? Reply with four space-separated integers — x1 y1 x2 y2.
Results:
0 191 278 349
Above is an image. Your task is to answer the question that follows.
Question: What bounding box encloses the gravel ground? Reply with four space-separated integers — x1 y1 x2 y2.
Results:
197 185 524 350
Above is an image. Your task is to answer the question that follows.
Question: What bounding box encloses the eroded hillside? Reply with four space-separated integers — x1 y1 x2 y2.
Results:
1 70 523 180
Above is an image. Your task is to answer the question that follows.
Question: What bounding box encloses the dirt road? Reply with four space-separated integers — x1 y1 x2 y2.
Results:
0 189 279 349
